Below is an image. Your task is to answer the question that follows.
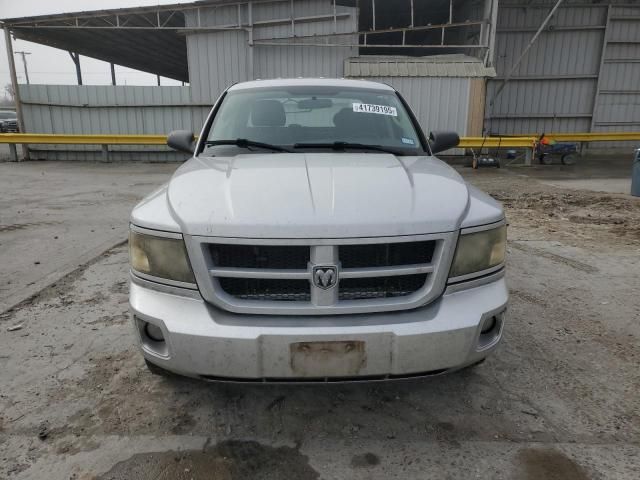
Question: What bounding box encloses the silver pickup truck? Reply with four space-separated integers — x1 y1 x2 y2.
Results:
129 78 507 382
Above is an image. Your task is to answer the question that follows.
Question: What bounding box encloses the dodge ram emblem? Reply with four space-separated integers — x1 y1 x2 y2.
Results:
312 266 338 289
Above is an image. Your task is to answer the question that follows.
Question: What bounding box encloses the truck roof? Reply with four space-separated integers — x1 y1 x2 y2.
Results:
228 78 395 92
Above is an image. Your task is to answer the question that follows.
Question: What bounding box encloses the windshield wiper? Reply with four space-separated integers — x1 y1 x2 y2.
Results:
293 141 404 155
205 138 293 153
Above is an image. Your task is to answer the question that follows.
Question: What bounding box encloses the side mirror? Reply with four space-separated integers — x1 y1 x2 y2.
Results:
167 130 195 154
428 131 460 154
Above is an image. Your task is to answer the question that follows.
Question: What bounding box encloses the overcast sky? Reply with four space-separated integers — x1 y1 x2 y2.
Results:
0 0 194 96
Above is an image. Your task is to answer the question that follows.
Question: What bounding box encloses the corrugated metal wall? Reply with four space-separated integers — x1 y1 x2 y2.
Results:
186 30 250 105
19 84 205 161
487 1 606 134
348 76 471 137
487 0 640 149
186 0 470 139
253 45 356 79
17 1 360 160
18 0 640 160
252 0 357 80
593 3 640 148
185 0 358 104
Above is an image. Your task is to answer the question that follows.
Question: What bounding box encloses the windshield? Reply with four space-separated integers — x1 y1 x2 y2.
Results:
0 112 16 119
203 86 424 155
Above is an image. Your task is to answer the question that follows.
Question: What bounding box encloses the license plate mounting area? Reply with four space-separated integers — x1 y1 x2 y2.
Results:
289 341 366 378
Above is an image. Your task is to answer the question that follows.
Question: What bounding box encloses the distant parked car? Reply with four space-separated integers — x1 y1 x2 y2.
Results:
0 111 18 133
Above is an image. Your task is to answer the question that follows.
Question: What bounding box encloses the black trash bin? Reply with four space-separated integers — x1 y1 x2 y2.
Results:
632 148 640 197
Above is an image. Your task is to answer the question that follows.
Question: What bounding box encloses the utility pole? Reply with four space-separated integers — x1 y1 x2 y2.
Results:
14 50 31 85
68 51 83 85
110 63 116 85
156 75 161 86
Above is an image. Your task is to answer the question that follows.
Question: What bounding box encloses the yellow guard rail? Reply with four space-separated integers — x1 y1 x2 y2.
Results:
2 132 639 163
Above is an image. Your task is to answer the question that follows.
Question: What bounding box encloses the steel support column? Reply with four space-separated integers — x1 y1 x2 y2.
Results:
590 4 612 134
524 146 533 166
101 144 109 162
247 2 254 80
371 0 376 31
3 26 28 160
68 51 83 85
487 0 499 67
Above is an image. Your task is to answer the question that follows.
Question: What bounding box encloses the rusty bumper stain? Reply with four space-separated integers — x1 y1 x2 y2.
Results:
290 341 366 377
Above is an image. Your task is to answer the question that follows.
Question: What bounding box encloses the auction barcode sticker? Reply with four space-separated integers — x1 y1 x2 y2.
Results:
352 103 397 116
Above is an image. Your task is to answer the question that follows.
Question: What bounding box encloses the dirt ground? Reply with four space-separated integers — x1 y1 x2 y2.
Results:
0 161 177 313
1 160 639 479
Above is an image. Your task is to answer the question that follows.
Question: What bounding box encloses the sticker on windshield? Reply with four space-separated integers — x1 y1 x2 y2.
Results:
352 103 397 116
401 137 415 145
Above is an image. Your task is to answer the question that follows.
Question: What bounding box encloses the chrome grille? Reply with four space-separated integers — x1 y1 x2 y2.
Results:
191 233 455 315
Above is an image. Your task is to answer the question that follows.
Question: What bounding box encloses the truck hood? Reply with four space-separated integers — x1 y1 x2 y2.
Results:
166 153 471 238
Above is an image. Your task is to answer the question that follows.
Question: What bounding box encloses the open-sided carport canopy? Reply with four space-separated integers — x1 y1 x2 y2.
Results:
1 2 199 82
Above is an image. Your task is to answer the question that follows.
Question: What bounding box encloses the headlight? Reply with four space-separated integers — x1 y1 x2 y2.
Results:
449 225 506 279
129 230 196 284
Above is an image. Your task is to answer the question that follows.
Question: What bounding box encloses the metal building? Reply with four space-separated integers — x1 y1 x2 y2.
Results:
486 0 640 150
2 0 639 159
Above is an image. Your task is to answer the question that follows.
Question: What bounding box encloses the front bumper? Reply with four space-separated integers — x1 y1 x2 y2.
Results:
129 275 508 381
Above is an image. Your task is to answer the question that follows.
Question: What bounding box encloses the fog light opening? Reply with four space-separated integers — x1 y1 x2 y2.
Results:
481 315 498 335
144 322 165 342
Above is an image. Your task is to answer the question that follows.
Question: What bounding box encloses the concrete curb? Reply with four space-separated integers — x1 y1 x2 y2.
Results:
0 237 127 315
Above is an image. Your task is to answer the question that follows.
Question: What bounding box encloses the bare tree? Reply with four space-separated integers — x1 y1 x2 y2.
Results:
4 83 15 103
